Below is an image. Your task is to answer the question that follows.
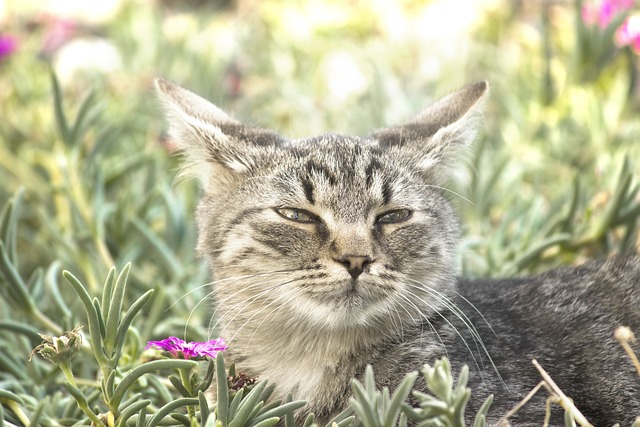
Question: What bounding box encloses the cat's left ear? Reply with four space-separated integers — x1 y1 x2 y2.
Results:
372 81 488 182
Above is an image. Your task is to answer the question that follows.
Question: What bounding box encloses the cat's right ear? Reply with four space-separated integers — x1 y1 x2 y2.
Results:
154 78 281 193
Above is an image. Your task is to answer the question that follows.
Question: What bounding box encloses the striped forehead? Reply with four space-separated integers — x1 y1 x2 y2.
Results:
287 135 394 215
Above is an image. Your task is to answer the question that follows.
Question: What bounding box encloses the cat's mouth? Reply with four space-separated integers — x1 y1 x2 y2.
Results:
330 276 389 308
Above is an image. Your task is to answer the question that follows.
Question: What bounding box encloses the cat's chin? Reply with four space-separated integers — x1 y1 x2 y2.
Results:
301 277 395 327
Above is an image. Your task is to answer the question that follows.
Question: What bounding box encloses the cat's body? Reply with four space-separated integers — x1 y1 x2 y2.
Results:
155 79 640 425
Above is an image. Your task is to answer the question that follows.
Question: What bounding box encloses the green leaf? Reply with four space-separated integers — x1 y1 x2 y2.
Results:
169 374 192 397
172 413 191 426
147 374 174 405
104 263 131 353
0 389 25 405
512 233 571 272
0 320 41 344
0 241 34 312
103 370 117 402
110 359 197 409
93 298 106 339
350 378 381 427
250 418 280 427
228 388 244 420
100 267 117 325
302 413 315 427
325 406 355 426
131 218 182 277
69 89 98 145
50 69 71 146
383 371 418 427
112 289 154 361
333 418 356 427
117 400 151 427
216 353 230 426
196 359 216 393
146 397 199 427
0 187 22 264
249 400 307 426
136 405 148 427
284 393 295 427
46 261 72 320
63 270 108 366
596 157 633 236
199 390 211 424
473 394 493 427
228 380 268 427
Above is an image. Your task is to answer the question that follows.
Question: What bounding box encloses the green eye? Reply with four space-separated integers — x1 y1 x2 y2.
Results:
377 209 412 224
276 208 316 223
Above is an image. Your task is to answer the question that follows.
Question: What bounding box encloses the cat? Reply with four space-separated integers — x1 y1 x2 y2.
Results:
155 78 640 426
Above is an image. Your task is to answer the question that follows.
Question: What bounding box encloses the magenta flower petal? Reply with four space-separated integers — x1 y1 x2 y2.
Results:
145 336 227 359
0 35 18 60
582 0 635 28
616 14 640 52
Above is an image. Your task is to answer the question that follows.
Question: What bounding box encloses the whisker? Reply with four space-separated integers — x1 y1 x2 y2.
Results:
212 277 289 337
405 279 507 389
402 285 483 378
452 289 499 338
224 278 301 346
407 183 475 206
245 285 305 348
393 292 449 359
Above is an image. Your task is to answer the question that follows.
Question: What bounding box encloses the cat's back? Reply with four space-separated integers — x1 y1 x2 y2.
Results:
453 254 640 425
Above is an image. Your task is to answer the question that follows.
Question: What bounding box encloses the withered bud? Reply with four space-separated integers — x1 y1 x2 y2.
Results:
30 326 83 364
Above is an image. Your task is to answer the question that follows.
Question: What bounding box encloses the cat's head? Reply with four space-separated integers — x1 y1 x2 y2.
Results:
156 79 487 332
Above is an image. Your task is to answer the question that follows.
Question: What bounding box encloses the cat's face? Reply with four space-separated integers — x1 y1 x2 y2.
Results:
156 79 487 331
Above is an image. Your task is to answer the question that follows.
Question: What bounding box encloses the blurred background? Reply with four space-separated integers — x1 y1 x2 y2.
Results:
0 0 639 397
1 0 640 317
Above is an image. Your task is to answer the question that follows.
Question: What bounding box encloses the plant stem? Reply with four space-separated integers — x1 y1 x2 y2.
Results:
59 361 78 388
178 367 197 420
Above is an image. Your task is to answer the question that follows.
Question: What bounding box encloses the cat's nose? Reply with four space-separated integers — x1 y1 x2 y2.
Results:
336 255 373 280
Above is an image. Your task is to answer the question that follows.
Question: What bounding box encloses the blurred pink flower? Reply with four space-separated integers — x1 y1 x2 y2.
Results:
0 35 18 60
39 17 78 58
616 14 640 53
145 336 227 359
582 0 635 28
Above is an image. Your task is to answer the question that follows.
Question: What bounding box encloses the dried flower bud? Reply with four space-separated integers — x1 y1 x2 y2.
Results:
614 326 636 343
31 326 83 364
228 372 258 392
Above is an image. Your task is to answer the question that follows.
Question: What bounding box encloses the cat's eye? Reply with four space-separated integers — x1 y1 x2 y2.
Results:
276 208 317 223
376 209 412 224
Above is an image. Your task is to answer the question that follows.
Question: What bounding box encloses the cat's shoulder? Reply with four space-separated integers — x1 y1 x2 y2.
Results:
457 253 640 324
461 253 639 290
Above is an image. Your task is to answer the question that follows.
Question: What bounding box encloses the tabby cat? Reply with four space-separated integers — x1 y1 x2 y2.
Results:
155 78 640 426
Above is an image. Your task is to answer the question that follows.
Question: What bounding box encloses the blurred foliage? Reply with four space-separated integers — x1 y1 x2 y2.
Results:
0 0 639 425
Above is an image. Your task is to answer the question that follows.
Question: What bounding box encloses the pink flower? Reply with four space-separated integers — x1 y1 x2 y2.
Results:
145 336 227 359
616 14 640 53
582 0 635 28
0 35 18 60
39 17 78 58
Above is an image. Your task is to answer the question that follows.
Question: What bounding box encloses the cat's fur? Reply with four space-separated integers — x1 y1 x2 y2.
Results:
155 78 640 426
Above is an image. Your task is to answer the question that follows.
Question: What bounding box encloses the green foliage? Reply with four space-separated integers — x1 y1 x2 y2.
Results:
1 0 639 426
